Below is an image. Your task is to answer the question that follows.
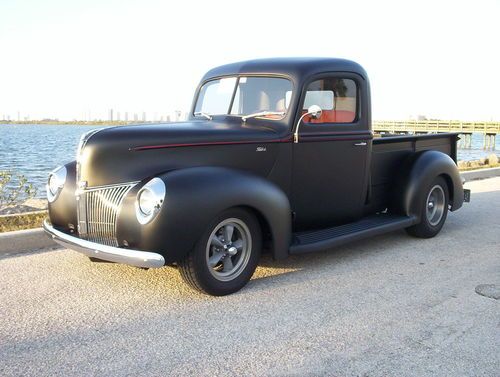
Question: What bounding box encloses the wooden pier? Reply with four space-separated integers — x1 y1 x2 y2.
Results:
373 120 499 149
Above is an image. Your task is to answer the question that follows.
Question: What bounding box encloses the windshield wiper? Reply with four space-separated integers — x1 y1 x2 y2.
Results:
241 111 285 122
194 112 213 120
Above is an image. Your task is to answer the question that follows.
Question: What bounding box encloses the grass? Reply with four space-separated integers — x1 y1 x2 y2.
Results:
457 160 500 171
0 211 47 233
458 164 500 172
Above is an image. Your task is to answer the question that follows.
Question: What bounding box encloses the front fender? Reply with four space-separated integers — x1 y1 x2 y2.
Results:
117 167 291 264
47 160 77 232
391 150 464 219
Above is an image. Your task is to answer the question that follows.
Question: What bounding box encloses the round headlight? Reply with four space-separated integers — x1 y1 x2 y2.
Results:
135 177 166 225
48 174 59 196
138 188 155 216
46 166 67 203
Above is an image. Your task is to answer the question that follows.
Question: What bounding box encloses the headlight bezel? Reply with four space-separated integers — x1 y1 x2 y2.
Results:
46 166 67 203
135 177 166 225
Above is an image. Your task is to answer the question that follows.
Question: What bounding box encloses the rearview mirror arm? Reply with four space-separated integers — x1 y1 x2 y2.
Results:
293 105 322 143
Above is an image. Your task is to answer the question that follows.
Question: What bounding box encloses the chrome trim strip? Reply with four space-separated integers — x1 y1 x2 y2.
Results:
83 181 141 192
76 128 106 231
75 181 140 196
43 219 165 268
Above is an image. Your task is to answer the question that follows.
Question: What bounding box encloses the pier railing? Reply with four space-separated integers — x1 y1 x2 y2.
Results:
373 120 500 135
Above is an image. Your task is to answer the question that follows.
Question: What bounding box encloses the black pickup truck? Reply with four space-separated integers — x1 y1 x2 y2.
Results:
44 58 468 295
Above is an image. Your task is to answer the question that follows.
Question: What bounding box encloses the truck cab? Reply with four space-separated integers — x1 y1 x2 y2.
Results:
44 58 467 295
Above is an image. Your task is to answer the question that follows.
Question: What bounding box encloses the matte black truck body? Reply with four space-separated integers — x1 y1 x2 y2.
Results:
44 58 467 295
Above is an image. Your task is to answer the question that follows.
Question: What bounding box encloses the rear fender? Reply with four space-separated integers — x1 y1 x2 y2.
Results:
391 150 464 219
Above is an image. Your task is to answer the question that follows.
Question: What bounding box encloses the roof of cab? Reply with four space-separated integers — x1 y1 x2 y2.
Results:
201 57 368 82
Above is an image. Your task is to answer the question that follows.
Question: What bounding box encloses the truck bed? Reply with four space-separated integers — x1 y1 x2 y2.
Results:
368 133 460 212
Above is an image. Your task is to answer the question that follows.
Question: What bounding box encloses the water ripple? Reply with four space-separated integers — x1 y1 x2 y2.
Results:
0 124 107 197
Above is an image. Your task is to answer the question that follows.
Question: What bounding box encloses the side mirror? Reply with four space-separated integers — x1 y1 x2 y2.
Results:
308 105 322 120
294 105 323 143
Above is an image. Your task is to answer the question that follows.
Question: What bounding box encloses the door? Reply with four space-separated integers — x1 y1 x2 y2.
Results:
292 75 372 230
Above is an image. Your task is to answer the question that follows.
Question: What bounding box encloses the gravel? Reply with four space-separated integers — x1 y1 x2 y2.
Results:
1 178 499 377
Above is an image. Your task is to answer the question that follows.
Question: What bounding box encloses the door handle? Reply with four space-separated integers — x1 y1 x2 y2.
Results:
354 142 367 146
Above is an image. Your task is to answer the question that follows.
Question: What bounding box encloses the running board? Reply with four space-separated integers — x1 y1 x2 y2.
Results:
289 214 417 255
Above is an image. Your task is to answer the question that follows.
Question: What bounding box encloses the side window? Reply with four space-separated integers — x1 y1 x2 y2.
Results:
303 78 357 124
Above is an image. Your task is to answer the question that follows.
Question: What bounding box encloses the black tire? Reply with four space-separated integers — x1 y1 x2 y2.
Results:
406 176 449 238
179 208 262 296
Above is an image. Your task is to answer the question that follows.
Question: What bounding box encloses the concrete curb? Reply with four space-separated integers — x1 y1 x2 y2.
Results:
461 167 500 182
1 168 499 255
0 227 57 254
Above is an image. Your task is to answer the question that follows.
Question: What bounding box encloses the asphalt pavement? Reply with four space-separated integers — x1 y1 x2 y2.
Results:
1 178 499 377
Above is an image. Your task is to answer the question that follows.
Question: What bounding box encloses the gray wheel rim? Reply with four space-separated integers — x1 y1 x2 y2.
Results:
205 218 252 282
426 185 445 226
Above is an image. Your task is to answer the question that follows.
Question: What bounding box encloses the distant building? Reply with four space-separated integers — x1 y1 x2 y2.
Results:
410 114 428 121
125 112 129 121
109 109 114 121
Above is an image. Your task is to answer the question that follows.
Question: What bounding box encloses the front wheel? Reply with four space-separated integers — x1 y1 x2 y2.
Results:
179 208 262 296
406 176 449 238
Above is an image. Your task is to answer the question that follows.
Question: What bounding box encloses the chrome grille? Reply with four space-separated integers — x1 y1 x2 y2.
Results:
77 183 136 246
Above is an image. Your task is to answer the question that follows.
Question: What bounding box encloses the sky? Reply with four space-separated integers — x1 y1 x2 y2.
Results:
0 0 499 121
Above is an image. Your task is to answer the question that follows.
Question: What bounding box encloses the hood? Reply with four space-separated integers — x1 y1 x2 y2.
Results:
78 120 285 187
100 120 280 148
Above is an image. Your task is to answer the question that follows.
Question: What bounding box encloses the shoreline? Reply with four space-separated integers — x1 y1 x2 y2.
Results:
457 153 499 170
0 198 47 216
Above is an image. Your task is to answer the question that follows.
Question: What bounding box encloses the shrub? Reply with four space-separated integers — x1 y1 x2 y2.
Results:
0 171 38 210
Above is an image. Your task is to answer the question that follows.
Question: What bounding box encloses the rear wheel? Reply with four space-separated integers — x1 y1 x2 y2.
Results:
179 208 262 296
406 176 449 238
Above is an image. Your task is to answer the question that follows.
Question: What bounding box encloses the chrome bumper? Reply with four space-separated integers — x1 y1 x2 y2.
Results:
43 219 165 268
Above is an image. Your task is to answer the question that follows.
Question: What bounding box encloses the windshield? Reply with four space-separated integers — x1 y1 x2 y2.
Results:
194 76 293 120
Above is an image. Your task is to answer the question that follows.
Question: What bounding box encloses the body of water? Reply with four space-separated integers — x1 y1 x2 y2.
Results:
1 124 110 198
456 133 500 160
0 124 498 198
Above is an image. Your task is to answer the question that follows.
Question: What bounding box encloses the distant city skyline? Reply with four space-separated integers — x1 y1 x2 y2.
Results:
1 0 499 122
2 109 500 123
0 109 188 122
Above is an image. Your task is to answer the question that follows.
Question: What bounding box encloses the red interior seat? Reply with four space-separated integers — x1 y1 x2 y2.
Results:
304 110 355 124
